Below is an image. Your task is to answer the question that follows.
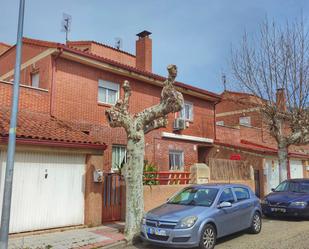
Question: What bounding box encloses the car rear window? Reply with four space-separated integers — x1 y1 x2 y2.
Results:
233 187 250 201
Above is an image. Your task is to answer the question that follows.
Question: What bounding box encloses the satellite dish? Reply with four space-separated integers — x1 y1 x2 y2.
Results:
61 13 72 43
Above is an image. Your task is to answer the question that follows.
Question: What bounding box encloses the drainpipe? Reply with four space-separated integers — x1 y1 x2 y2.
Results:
287 157 291 179
50 48 63 117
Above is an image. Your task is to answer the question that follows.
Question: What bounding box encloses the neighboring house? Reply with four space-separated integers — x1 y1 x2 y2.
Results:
0 42 11 55
213 90 309 197
0 31 220 232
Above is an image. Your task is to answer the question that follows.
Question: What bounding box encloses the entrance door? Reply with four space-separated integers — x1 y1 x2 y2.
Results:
0 151 85 233
102 173 123 222
290 160 304 179
265 159 280 194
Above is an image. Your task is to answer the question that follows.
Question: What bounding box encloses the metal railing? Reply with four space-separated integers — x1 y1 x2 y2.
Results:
143 171 191 185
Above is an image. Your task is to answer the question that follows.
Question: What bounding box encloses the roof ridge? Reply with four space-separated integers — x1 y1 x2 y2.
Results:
67 40 136 58
0 42 11 47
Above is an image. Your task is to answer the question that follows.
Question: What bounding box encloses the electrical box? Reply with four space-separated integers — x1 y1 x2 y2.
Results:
93 169 103 183
190 163 210 184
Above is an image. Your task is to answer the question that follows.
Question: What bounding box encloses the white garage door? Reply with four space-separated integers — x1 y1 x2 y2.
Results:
290 160 304 179
0 151 85 233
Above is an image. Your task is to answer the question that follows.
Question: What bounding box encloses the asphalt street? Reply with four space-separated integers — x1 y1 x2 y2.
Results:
123 218 309 249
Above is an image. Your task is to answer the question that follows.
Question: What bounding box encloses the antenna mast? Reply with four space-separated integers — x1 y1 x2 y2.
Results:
61 13 72 44
222 73 227 91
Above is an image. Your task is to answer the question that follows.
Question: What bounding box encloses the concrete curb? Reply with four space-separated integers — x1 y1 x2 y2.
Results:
97 240 126 249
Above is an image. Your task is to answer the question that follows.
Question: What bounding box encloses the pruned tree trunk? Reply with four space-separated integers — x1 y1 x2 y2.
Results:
105 65 184 243
124 135 145 242
278 144 288 181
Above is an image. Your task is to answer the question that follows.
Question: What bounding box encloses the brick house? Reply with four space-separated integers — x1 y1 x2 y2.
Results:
214 90 309 197
0 31 220 232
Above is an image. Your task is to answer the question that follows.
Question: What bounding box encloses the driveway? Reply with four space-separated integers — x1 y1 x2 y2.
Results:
127 218 309 249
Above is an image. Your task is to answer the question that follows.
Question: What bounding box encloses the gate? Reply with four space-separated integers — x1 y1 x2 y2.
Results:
102 173 123 222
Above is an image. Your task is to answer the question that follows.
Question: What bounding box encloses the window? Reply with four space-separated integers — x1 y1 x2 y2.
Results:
233 187 250 201
179 102 193 121
98 80 119 105
112 145 126 171
218 188 235 204
31 72 40 88
239 116 251 126
169 150 184 171
216 121 224 126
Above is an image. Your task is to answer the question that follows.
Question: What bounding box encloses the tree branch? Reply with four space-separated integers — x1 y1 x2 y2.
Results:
135 65 184 130
144 116 168 134
105 80 133 131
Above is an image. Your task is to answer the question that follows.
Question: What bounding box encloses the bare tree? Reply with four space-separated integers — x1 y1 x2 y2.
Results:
105 65 184 242
231 18 309 181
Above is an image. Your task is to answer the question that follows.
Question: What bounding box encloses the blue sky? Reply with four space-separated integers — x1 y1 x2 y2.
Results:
1 0 309 94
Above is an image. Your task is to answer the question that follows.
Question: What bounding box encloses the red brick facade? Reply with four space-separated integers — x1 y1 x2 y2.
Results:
0 35 220 173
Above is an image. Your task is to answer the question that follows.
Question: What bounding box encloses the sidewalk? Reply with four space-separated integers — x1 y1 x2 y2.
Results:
9 222 125 249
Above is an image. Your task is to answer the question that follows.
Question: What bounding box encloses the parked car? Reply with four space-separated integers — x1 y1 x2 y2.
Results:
261 178 309 218
140 184 262 249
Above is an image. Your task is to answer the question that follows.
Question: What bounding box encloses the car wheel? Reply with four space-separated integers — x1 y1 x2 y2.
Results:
249 211 262 234
199 223 217 249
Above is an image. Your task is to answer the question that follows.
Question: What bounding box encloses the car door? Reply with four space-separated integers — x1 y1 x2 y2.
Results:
232 187 253 230
215 188 239 237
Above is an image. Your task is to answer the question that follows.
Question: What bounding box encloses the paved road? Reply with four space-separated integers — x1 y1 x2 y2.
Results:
124 218 309 249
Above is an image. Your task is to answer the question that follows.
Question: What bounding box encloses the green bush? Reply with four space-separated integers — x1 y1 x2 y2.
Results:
143 160 159 185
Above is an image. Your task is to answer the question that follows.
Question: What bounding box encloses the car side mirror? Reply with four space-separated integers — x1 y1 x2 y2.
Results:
271 188 275 192
218 201 232 209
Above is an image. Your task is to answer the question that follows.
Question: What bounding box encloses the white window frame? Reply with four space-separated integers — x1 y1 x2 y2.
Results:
169 150 184 171
179 101 193 121
112 145 127 172
98 80 120 105
31 72 40 88
216 121 224 126
239 116 251 126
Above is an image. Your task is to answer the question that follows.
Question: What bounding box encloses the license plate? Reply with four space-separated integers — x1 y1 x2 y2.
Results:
147 227 167 236
271 207 286 213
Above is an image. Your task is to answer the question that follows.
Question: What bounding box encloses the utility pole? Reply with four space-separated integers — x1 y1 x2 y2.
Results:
0 0 25 248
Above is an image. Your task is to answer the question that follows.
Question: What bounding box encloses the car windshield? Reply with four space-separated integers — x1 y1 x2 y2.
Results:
167 187 219 207
274 181 309 193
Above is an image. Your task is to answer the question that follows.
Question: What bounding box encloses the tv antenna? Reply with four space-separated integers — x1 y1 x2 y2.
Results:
222 73 227 91
114 37 122 50
61 13 72 43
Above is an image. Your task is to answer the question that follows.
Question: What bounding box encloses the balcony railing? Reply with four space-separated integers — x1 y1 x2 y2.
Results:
143 171 191 185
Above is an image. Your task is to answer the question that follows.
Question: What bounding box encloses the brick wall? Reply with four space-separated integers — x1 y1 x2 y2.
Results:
53 57 215 171
0 81 50 113
67 41 136 67
0 43 47 77
0 44 216 172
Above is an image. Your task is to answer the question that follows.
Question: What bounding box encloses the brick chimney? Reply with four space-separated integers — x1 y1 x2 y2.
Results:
136 30 152 72
276 88 287 112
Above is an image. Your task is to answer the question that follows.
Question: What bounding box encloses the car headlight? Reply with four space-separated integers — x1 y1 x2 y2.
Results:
261 199 269 205
176 216 198 229
289 201 307 208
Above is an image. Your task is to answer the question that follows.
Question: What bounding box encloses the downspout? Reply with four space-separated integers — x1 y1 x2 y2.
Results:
50 48 63 117
287 156 291 179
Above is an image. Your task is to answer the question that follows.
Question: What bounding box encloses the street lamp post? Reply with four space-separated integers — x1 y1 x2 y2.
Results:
0 0 25 248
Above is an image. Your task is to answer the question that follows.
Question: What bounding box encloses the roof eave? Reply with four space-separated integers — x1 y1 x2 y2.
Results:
57 47 221 102
0 137 107 151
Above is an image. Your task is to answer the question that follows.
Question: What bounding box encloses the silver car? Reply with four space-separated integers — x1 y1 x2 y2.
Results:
140 184 262 249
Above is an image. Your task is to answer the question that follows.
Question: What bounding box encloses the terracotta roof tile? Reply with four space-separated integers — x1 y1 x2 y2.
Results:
0 108 107 148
